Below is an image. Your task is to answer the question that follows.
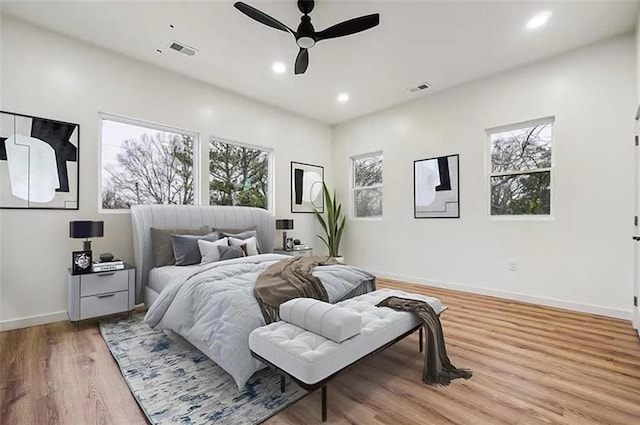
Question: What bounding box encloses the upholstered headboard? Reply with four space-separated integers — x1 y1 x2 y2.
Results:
130 204 275 303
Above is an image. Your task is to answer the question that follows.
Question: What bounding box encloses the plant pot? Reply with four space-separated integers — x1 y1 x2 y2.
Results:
332 256 345 264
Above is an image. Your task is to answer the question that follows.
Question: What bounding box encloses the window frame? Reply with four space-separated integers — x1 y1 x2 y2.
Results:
350 151 383 221
486 116 555 220
98 112 200 213
208 136 274 213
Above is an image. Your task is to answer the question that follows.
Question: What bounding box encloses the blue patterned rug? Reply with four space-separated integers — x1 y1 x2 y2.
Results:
99 314 307 424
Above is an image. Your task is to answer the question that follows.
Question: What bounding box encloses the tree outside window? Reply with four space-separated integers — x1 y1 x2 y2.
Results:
352 152 383 218
209 138 270 209
488 118 553 216
101 117 195 210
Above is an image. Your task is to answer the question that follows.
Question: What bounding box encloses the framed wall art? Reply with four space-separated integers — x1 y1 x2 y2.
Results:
414 154 459 219
0 111 79 209
291 161 324 213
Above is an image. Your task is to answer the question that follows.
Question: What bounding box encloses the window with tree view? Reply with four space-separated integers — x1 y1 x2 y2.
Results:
101 117 195 210
489 118 553 216
209 138 270 209
352 152 383 218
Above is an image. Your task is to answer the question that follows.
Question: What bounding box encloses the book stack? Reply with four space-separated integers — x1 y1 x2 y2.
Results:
92 259 125 272
292 244 309 250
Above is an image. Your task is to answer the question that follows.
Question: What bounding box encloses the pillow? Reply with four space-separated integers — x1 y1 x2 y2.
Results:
221 230 261 253
151 227 210 267
279 298 362 343
198 237 229 264
171 232 220 266
212 225 257 234
217 245 244 261
229 236 259 256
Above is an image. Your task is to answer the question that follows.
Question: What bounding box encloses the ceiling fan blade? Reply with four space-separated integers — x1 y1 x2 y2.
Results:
315 13 380 41
234 2 294 35
294 48 309 75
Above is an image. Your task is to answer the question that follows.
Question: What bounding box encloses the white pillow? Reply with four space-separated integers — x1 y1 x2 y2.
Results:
229 236 259 256
198 237 229 264
279 298 362 343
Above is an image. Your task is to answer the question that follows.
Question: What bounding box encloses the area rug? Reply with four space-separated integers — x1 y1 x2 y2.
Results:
99 314 307 425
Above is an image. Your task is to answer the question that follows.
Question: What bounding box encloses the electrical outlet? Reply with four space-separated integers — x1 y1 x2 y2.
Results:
508 260 518 272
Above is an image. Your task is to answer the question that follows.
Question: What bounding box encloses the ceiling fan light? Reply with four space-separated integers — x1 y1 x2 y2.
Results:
297 36 315 48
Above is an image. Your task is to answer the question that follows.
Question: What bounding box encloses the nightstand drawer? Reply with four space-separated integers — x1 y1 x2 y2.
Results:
80 271 127 296
80 291 129 319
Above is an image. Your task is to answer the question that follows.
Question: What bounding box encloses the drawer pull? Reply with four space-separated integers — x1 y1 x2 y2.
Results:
97 293 116 299
97 272 116 277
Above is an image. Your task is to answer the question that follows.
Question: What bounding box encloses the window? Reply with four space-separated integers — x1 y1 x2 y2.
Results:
100 115 197 210
351 152 383 218
488 117 553 216
209 138 271 210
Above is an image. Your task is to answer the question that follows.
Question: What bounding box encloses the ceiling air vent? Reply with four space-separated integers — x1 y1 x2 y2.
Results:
408 82 430 93
169 41 198 57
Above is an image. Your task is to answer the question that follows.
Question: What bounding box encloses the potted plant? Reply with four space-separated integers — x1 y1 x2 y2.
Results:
314 183 346 262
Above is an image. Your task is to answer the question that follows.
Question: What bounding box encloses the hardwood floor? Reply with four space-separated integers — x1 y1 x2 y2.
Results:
1 279 639 425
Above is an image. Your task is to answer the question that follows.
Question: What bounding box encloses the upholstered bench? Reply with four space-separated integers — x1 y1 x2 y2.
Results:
248 288 445 422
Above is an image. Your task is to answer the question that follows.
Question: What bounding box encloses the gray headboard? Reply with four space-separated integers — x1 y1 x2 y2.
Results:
130 204 274 303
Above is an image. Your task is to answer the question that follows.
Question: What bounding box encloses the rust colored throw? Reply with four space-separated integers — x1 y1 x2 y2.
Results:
377 296 472 386
255 256 338 323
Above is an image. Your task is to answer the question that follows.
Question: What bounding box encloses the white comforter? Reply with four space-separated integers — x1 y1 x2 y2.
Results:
144 254 375 388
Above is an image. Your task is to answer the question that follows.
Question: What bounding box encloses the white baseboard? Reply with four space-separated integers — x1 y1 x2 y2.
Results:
373 271 632 321
0 311 68 331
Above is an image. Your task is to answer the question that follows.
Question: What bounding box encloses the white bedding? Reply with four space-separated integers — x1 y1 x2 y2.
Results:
144 254 376 389
148 265 203 293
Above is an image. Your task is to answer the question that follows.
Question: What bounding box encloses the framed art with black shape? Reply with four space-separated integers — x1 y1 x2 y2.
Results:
0 110 79 209
72 250 92 275
414 154 460 219
291 161 324 213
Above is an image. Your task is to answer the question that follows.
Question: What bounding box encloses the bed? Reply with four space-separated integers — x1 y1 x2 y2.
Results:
130 204 376 389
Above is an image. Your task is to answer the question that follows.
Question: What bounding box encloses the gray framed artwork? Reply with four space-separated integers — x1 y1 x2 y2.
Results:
414 154 459 219
291 161 324 213
0 111 79 209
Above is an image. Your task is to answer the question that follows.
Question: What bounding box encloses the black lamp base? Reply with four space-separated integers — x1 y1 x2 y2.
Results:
83 240 92 251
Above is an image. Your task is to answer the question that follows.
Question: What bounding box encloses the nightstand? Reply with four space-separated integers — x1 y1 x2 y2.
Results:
273 247 313 257
67 264 135 329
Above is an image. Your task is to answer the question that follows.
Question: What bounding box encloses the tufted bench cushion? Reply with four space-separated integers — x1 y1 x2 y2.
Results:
249 288 443 386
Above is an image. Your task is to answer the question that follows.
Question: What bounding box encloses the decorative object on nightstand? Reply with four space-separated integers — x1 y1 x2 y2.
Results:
275 219 294 250
67 264 135 330
72 250 92 274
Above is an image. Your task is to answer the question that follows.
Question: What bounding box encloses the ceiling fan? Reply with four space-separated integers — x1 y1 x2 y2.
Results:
233 0 380 75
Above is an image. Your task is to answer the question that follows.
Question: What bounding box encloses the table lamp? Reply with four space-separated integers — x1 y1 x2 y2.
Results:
275 219 294 250
69 220 104 251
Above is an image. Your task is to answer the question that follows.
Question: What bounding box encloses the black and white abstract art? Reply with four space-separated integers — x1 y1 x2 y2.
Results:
414 154 459 219
0 111 79 209
291 161 324 213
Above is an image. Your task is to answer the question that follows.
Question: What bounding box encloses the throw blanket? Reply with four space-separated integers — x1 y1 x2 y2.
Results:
377 296 472 386
255 256 338 323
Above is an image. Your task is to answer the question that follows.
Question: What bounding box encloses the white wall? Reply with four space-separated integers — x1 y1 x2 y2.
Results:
0 16 332 329
333 34 637 319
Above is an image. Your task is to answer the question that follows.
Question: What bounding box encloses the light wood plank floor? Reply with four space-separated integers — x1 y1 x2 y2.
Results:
1 279 639 425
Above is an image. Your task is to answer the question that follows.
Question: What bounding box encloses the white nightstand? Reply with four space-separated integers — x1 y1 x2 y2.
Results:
67 265 135 329
273 248 313 257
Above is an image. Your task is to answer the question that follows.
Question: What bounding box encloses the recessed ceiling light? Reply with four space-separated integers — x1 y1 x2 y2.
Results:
526 11 552 30
156 49 162 53
337 93 349 103
272 61 286 74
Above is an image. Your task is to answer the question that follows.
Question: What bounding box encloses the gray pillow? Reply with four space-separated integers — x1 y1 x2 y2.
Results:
218 245 244 261
151 227 210 267
220 230 261 253
171 232 220 266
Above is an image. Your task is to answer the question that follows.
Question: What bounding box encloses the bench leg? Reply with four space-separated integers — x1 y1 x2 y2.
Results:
321 385 327 422
280 374 285 393
419 327 423 353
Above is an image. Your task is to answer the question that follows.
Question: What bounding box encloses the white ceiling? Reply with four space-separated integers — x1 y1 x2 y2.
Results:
2 1 638 124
